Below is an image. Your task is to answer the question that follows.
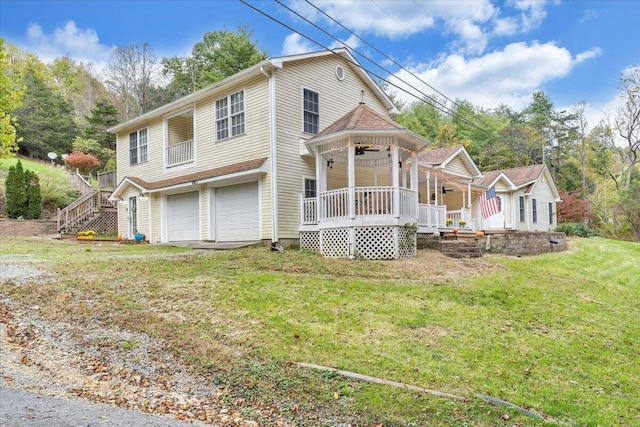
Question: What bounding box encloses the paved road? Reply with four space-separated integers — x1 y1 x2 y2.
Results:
0 386 206 427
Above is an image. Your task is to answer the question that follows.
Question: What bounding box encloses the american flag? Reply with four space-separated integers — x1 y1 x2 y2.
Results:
481 186 500 219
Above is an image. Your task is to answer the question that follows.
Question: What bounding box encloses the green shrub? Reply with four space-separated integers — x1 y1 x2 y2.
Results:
4 160 42 219
555 222 598 237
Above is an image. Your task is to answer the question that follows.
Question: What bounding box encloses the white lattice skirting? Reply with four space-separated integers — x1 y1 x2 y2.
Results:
300 226 416 260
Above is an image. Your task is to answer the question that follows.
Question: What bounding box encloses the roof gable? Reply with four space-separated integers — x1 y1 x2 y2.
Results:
314 103 404 138
108 48 397 134
418 145 483 178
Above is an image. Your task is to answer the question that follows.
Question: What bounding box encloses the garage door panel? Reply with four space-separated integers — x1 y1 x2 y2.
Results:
167 192 199 241
216 182 259 242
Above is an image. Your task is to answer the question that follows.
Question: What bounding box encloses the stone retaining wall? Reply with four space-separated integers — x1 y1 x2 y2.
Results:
0 219 58 236
418 231 568 257
484 231 567 256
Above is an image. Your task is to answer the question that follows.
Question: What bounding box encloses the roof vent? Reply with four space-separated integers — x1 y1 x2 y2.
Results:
335 65 345 81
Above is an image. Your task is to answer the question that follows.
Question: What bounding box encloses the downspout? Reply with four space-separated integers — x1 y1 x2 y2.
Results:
262 66 279 243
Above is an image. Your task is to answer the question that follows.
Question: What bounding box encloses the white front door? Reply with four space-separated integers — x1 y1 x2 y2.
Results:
128 196 138 239
488 195 505 229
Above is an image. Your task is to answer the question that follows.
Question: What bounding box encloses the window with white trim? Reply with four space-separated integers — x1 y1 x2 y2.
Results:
548 202 554 225
304 178 317 198
216 90 245 141
129 128 148 165
519 196 525 222
532 198 538 223
303 88 319 134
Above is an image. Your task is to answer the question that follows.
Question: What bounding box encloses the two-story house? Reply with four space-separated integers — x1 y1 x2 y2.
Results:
108 48 559 259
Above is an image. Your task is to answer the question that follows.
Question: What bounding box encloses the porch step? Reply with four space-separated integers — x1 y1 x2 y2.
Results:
417 235 484 258
439 240 483 258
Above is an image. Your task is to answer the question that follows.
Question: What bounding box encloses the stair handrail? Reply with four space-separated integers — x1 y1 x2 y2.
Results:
69 169 94 195
57 190 99 233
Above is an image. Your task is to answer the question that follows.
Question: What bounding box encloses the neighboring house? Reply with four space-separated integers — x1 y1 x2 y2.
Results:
473 164 561 231
107 48 559 259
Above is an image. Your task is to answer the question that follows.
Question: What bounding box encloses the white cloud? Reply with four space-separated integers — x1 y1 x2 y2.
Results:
575 48 602 64
23 21 114 74
388 41 593 111
282 33 316 56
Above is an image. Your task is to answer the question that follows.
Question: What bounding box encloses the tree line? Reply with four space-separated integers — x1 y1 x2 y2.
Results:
0 30 638 241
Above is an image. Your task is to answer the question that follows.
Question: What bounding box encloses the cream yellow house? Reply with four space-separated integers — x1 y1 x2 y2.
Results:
108 48 498 259
473 164 561 231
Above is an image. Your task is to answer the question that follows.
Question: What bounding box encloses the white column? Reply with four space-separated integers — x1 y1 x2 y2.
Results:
411 153 418 219
315 152 324 221
348 144 355 219
426 171 431 206
391 145 399 218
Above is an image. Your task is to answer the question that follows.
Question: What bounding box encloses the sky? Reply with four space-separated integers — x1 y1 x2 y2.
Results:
1 0 638 130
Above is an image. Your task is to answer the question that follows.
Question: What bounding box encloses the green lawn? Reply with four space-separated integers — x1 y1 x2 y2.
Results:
1 236 638 426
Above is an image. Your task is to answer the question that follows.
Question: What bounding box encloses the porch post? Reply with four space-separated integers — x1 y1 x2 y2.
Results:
348 144 355 219
391 145 399 218
316 152 324 221
411 152 418 219
434 174 439 206
426 171 431 206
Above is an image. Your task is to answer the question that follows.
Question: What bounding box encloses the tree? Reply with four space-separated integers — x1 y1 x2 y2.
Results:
72 136 113 170
105 43 161 120
614 65 640 191
617 179 640 242
83 100 119 151
13 68 78 159
557 189 593 224
24 169 42 219
4 159 41 219
0 39 25 158
63 151 100 175
4 159 26 217
49 56 113 126
162 26 266 100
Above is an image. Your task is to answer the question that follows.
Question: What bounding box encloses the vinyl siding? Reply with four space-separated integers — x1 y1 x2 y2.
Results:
446 157 470 176
115 75 272 242
273 55 391 238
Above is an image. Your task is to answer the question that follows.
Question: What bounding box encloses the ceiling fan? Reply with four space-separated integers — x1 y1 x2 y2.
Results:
355 145 380 155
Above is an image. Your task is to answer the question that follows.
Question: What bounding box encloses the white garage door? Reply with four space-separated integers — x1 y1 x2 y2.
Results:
215 182 259 241
167 191 199 241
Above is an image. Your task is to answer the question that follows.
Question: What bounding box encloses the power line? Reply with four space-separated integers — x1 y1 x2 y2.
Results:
268 0 497 139
311 0 501 132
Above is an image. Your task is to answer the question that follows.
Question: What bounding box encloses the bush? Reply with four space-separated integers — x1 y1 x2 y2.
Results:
555 222 598 237
4 160 42 219
64 151 100 175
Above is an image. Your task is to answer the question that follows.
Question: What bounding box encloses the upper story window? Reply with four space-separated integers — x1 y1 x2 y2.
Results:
216 90 245 141
129 128 148 165
303 88 319 134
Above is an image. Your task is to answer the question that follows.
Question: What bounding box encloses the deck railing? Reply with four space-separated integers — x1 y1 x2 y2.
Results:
445 208 472 228
304 186 418 224
301 196 317 225
166 139 194 167
418 204 446 228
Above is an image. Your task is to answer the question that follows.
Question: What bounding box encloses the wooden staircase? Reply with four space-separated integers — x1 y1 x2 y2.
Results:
57 171 117 235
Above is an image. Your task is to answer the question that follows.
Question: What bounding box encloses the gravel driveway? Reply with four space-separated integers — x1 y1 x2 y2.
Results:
0 254 252 426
